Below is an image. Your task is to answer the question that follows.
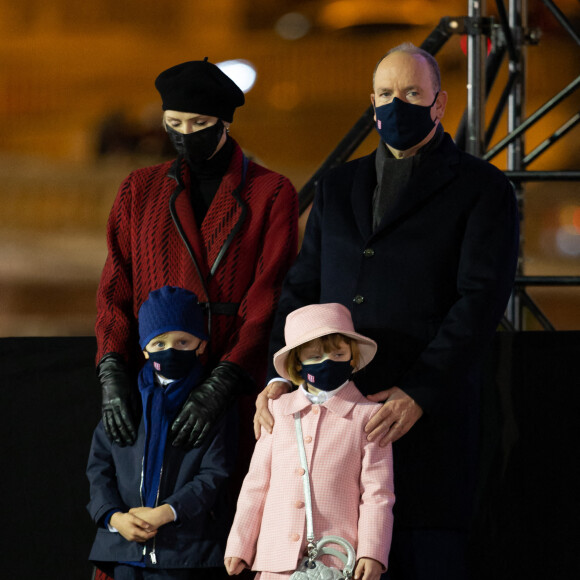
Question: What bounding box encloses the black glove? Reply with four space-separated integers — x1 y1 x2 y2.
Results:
170 360 252 449
98 353 137 447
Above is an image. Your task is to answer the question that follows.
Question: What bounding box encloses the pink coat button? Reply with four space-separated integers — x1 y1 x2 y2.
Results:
304 436 312 443
294 501 305 509
296 468 305 476
312 406 319 414
290 533 300 542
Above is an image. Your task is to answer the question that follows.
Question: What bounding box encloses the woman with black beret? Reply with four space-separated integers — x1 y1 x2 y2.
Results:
94 59 298 545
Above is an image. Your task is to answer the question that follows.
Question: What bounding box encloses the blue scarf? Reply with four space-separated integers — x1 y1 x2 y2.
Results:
138 361 203 508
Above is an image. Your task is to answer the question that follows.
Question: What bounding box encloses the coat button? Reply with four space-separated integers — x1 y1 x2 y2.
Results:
363 248 375 257
290 533 300 542
295 501 305 509
304 436 312 443
353 295 364 305
312 406 319 414
296 467 305 476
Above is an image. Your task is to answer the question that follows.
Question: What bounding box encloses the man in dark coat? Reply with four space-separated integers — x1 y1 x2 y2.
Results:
256 43 519 580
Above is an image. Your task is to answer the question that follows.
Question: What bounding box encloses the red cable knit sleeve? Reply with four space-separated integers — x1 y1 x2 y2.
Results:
95 172 136 363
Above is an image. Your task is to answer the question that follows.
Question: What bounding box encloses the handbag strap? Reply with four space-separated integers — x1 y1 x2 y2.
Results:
294 411 315 545
293 412 356 580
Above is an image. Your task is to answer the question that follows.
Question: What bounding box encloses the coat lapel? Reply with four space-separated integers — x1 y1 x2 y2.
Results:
278 389 312 416
169 142 248 285
170 160 211 282
201 144 247 276
374 134 460 234
350 152 377 241
323 381 362 417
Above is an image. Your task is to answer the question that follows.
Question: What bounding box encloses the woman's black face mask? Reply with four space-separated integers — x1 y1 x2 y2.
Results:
165 119 224 164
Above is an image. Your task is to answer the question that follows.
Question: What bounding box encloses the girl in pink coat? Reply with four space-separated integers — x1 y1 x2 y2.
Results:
225 303 395 580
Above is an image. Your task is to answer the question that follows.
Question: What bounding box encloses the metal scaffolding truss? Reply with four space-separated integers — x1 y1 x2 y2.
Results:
297 0 580 331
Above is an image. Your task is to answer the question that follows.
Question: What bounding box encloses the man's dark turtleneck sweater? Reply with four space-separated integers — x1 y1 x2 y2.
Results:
188 136 235 227
372 123 444 231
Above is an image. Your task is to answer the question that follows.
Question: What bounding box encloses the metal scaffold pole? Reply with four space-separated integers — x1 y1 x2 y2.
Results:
506 0 527 329
467 0 487 157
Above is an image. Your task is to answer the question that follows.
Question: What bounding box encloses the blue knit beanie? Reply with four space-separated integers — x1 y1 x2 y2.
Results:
138 286 208 350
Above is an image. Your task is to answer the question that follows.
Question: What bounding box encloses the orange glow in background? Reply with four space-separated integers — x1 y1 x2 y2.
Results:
0 0 578 334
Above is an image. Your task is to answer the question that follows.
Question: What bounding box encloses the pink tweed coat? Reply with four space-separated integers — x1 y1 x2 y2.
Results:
225 381 395 574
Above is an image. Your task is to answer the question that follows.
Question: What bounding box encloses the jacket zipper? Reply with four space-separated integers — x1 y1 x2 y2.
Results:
140 460 163 565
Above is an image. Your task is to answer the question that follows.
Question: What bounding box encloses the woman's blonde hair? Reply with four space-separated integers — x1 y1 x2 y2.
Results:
286 333 360 386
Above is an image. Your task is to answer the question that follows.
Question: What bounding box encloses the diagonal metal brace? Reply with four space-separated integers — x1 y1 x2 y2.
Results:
438 15 495 37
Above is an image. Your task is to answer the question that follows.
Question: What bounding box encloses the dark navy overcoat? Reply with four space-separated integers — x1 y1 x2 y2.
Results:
86 410 237 571
271 133 519 529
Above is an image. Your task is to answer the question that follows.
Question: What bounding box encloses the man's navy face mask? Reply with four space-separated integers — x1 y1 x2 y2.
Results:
375 92 438 151
299 358 353 392
146 348 201 380
166 119 224 164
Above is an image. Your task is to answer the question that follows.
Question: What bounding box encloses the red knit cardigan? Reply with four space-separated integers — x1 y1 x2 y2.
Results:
95 141 298 387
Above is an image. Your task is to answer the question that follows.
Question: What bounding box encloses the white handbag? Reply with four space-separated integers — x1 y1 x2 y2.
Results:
289 412 356 580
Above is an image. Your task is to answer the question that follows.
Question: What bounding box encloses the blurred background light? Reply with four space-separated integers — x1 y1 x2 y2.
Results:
217 59 257 93
555 227 580 257
275 12 311 40
0 0 578 335
574 208 580 234
318 0 440 30
554 204 580 256
558 204 580 234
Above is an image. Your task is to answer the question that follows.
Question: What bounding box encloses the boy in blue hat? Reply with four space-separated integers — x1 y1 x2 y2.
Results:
87 286 236 579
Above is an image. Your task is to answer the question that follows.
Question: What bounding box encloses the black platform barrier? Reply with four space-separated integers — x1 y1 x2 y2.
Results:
2 333 579 578
471 331 580 580
2 337 101 578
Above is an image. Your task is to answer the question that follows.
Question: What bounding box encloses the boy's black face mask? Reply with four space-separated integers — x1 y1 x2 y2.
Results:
146 348 201 380
165 120 224 164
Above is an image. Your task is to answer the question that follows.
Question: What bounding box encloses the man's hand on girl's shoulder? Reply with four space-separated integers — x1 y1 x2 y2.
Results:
253 380 290 439
366 386 423 446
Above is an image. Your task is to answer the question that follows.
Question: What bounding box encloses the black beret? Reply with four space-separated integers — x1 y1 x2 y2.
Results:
155 58 245 122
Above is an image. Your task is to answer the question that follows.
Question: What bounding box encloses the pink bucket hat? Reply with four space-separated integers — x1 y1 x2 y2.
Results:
273 303 377 381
